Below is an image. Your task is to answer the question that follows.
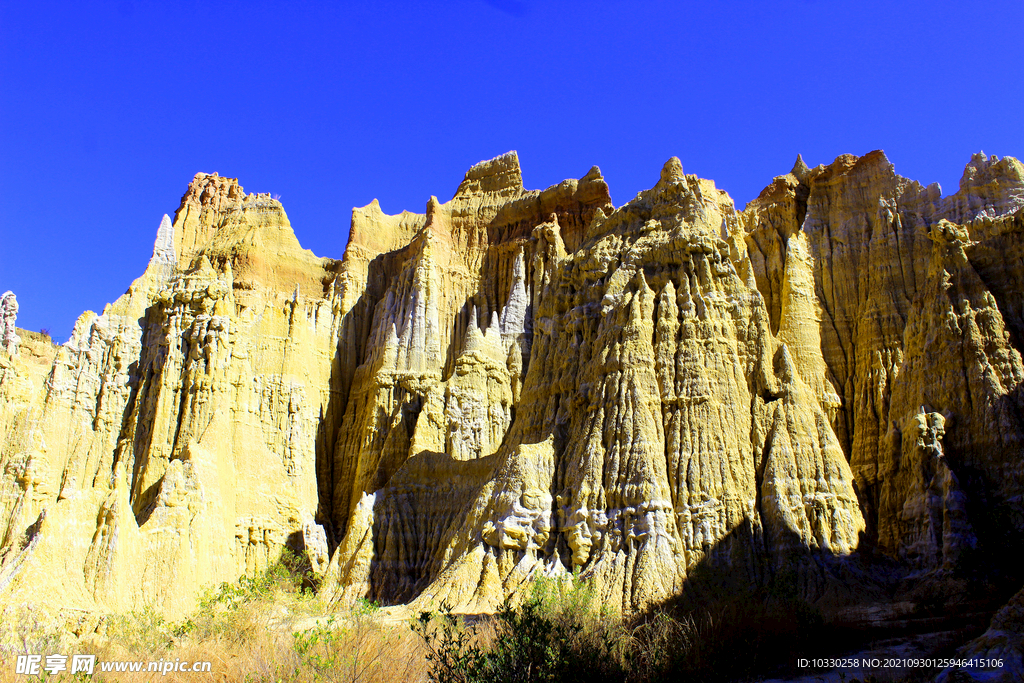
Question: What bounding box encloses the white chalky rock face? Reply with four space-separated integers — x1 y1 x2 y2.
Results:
148 214 177 280
1 292 19 356
2 152 1024 634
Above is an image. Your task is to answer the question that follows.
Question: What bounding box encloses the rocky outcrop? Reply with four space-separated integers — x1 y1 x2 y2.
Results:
2 150 1024 630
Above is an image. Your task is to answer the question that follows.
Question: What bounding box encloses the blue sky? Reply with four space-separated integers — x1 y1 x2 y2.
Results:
2 1 1022 339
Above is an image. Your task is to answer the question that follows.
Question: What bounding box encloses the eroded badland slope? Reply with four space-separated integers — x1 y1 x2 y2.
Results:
2 151 1024 665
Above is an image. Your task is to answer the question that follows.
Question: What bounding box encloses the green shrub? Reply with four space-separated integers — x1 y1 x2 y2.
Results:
293 615 344 677
411 602 484 683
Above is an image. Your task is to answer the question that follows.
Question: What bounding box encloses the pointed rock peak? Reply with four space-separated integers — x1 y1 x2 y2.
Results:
791 154 810 180
659 157 685 185
197 255 215 273
942 152 1024 223
173 172 278 268
385 322 399 347
534 213 567 256
465 321 484 353
958 150 1024 188
774 344 796 384
960 150 1024 185
750 174 800 207
423 195 451 238
959 153 990 189
422 197 465 265
582 165 604 182
186 255 219 279
349 198 426 256
816 150 892 184
150 214 177 268
633 268 654 297
743 257 758 291
350 198 389 224
453 151 524 198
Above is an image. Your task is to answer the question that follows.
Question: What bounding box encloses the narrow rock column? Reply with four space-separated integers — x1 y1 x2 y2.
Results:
1 291 20 356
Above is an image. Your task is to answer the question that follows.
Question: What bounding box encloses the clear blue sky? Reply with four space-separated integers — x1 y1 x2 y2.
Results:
2 1 1022 340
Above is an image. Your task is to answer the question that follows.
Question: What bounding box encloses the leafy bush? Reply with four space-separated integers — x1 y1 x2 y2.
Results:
293 615 344 677
411 602 486 683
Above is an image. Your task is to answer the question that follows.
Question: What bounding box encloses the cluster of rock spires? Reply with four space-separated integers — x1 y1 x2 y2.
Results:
2 152 1024 658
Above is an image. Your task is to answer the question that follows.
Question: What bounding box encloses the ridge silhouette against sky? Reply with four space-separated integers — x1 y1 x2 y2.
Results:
1 0 1022 339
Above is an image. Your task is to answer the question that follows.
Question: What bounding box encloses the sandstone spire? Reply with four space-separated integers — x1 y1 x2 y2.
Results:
0 291 19 356
148 214 177 279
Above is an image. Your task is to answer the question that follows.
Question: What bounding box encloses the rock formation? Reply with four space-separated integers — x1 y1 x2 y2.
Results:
1 292 19 357
741 151 1024 572
0 174 343 627
323 154 864 614
2 152 1024 640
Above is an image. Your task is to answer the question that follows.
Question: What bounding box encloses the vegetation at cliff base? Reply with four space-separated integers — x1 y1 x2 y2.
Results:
0 556 965 682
